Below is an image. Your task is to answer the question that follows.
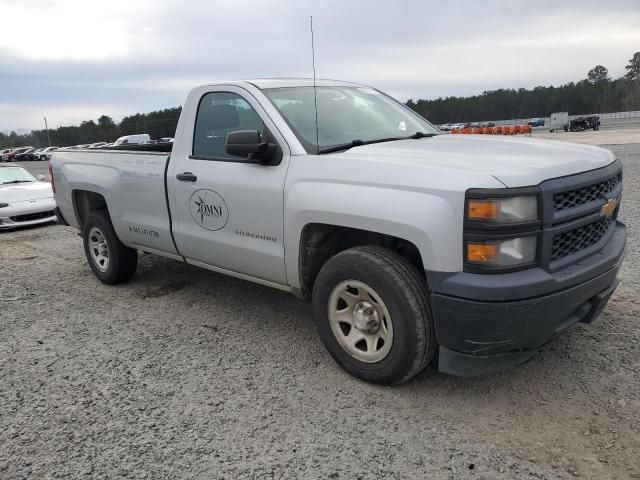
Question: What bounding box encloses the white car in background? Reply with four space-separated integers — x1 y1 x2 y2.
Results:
41 147 59 160
439 123 453 131
113 134 151 146
0 163 56 230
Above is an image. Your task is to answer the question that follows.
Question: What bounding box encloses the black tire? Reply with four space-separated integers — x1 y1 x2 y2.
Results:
82 210 137 284
312 246 436 385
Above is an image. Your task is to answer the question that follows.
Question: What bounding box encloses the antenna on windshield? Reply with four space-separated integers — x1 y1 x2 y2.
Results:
310 16 320 154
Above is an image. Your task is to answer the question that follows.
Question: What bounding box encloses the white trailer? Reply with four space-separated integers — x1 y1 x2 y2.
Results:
549 112 569 132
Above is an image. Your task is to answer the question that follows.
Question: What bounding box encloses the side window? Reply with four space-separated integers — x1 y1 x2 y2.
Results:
193 91 265 160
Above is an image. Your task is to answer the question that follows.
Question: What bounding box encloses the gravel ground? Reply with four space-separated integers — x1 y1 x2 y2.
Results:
2 146 639 479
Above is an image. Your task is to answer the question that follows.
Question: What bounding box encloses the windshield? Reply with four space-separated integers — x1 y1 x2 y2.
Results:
263 86 438 154
0 167 37 185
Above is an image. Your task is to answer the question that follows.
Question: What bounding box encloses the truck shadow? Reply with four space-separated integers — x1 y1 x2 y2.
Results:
130 252 602 395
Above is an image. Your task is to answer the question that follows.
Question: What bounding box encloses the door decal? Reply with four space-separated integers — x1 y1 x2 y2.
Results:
189 189 229 231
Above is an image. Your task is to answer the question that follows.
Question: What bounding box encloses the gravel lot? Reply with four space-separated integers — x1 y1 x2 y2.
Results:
2 146 639 479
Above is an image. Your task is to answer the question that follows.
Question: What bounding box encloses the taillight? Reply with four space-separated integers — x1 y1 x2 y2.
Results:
48 162 55 193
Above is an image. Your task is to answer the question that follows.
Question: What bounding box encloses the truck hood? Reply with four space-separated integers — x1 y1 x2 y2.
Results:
0 181 53 203
337 135 615 187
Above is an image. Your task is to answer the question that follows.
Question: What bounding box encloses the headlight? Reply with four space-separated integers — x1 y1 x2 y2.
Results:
466 236 537 267
464 189 541 272
467 195 538 224
0 202 9 208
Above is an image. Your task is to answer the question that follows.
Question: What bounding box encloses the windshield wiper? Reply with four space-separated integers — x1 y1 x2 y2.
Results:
318 132 438 154
319 136 407 154
2 180 32 184
408 131 438 139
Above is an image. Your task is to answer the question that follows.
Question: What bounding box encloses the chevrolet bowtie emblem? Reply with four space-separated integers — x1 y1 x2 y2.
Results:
601 198 618 218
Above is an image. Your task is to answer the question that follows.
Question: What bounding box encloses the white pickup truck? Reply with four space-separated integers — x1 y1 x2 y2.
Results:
50 79 626 384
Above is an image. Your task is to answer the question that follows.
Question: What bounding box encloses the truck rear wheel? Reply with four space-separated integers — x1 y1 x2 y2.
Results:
83 210 137 284
312 246 436 385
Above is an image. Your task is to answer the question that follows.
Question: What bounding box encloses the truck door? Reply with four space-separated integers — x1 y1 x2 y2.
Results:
168 86 290 286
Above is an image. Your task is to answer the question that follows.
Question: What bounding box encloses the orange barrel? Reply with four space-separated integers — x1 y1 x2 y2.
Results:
482 127 492 134
503 126 514 135
493 126 502 135
522 124 532 134
512 125 522 134
451 128 460 134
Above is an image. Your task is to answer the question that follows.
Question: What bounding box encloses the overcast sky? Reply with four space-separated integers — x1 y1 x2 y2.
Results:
1 0 639 132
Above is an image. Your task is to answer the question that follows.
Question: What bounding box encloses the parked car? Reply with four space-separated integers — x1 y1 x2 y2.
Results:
15 148 38 162
40 147 59 160
0 149 14 161
439 124 453 131
88 142 109 149
143 138 175 145
51 78 625 385
113 134 151 146
0 163 56 230
2 147 34 162
528 118 545 127
450 123 465 130
31 148 46 160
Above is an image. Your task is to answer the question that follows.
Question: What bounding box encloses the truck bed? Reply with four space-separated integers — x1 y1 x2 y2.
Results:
51 148 179 257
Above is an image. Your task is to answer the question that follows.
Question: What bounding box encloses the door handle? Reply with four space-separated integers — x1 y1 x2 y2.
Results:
176 172 197 182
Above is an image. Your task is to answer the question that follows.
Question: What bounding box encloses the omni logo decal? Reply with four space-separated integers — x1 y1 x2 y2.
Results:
189 189 229 231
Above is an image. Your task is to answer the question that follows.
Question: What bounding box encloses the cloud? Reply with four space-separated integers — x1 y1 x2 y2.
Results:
1 0 639 131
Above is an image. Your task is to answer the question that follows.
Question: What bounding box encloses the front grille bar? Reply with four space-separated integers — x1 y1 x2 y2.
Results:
551 217 614 261
553 172 621 212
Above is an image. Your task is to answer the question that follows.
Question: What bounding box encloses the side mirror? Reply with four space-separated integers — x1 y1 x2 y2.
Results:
37 175 46 181
225 130 268 158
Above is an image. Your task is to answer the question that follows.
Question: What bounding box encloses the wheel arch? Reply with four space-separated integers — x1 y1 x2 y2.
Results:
295 223 427 300
72 189 109 228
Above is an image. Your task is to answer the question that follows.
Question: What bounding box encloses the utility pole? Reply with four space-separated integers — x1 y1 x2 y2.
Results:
44 116 51 147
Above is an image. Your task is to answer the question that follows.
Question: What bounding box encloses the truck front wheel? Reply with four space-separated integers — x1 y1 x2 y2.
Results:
82 210 137 284
312 246 436 385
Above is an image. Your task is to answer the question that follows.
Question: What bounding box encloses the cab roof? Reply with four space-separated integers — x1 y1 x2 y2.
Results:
221 78 368 90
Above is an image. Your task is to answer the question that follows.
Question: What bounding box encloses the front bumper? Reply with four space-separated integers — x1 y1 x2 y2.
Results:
0 198 57 230
428 221 626 377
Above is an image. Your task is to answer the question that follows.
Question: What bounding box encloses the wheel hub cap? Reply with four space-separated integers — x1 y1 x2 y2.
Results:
353 301 380 334
88 227 110 273
327 280 393 363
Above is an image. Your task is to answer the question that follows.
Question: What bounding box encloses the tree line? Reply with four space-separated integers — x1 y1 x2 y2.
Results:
2 52 639 148
0 107 181 149
407 52 640 124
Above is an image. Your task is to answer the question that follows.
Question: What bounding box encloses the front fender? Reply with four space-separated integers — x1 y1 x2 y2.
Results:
284 181 463 290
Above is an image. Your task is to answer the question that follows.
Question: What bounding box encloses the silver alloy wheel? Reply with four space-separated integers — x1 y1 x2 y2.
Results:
328 280 393 363
88 226 110 273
